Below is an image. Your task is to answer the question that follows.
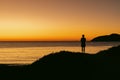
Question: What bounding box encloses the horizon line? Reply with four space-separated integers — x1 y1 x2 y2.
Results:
0 40 90 42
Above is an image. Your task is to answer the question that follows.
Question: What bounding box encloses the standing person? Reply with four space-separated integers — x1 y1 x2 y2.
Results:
81 34 86 53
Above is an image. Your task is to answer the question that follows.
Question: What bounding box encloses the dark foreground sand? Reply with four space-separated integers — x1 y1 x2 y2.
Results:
0 45 120 80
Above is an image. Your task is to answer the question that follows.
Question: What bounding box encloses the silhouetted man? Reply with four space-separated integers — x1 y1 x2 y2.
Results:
81 35 86 53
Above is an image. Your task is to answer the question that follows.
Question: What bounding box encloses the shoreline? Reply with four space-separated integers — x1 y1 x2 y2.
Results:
0 45 119 80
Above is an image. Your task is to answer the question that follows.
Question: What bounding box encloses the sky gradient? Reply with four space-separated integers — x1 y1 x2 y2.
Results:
0 0 120 41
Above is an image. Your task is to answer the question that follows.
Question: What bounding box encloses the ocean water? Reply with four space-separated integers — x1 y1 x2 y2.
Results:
0 41 119 65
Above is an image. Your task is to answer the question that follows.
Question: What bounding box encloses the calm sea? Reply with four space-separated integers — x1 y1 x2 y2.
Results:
0 41 119 65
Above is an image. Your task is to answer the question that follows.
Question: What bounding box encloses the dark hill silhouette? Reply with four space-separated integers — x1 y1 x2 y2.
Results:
28 45 120 80
91 33 120 42
0 45 120 80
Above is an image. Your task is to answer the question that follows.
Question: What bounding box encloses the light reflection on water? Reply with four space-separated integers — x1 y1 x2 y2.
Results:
0 42 119 65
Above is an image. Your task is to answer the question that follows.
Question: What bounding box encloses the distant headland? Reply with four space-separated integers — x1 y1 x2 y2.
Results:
91 33 120 42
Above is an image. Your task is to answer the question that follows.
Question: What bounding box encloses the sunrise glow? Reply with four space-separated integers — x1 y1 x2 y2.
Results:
0 0 119 41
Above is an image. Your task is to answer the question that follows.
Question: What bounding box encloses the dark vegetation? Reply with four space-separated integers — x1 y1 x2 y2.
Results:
0 45 120 80
91 33 120 42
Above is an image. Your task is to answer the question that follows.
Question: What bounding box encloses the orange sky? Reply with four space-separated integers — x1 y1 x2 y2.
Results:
0 0 120 41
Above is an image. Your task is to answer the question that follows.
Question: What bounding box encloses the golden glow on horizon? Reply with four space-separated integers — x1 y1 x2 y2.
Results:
0 0 119 41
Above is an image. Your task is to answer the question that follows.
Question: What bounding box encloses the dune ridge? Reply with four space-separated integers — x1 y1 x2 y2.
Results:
0 45 120 80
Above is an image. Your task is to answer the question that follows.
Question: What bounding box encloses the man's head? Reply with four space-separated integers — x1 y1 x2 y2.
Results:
82 34 85 38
